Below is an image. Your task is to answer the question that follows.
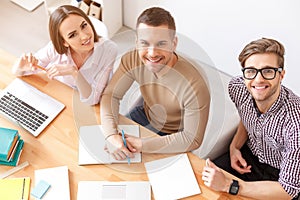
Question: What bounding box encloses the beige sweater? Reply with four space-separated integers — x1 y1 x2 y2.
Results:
100 50 210 153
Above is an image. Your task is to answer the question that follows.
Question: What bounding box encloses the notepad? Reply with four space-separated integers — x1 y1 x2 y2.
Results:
78 125 141 165
145 153 201 200
0 177 30 200
34 166 70 200
31 180 51 199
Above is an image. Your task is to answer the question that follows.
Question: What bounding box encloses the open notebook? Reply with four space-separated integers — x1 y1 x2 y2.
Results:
0 78 65 137
78 125 141 165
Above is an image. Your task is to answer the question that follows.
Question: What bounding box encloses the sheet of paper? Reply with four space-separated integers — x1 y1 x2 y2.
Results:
78 125 141 165
145 153 201 200
34 166 70 200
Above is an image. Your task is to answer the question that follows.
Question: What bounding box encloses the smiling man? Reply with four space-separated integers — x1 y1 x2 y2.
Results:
202 38 300 200
100 7 210 160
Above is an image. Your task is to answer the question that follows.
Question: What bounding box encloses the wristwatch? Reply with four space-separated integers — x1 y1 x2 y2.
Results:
229 179 239 195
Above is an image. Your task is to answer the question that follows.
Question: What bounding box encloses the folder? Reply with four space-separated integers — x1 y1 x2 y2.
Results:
0 177 30 200
89 1 102 20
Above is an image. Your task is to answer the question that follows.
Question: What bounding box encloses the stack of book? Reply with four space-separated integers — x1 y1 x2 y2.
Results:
0 127 24 166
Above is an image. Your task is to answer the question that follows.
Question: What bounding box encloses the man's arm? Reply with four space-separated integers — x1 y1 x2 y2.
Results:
202 160 292 200
239 180 292 200
229 121 252 174
100 54 136 159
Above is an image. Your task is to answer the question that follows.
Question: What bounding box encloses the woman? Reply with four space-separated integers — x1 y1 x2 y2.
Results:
12 5 118 105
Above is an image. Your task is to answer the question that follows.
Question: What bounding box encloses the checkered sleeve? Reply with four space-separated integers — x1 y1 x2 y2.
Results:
228 76 248 107
278 109 300 198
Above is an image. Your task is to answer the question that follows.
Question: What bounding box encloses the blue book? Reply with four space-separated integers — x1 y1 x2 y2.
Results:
0 127 19 162
0 139 24 166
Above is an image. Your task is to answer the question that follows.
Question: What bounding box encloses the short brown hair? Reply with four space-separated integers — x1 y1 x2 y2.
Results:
136 7 176 31
49 5 98 54
238 38 285 68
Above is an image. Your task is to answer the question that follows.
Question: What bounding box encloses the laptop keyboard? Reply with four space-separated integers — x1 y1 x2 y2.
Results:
0 92 49 131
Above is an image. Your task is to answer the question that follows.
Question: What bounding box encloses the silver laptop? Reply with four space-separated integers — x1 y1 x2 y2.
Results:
77 181 151 200
0 78 65 137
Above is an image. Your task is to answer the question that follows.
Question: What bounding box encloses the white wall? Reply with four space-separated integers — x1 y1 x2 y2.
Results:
123 0 300 95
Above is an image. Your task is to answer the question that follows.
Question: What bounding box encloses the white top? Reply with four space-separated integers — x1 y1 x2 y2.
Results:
34 38 117 105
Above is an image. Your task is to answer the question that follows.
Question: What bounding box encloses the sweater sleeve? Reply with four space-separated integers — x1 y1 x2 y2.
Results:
142 79 210 153
100 51 137 137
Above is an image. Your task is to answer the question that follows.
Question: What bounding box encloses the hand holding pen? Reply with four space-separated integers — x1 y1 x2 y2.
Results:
105 133 135 161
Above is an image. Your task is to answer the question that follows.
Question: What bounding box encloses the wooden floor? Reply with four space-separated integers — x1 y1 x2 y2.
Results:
0 0 49 57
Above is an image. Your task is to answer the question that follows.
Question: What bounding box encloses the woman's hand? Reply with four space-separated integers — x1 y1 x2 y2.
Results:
46 64 78 79
12 53 40 75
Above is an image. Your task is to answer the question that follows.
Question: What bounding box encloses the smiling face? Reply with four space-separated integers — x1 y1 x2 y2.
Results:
136 23 178 74
244 53 285 110
59 14 94 54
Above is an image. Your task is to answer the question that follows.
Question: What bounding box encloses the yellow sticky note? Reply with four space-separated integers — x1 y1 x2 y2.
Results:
0 177 30 200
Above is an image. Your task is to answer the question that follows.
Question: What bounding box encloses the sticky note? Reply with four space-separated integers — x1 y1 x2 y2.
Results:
31 180 51 199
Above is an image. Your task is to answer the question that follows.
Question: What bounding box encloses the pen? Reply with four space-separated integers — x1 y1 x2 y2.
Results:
21 178 25 200
121 129 131 165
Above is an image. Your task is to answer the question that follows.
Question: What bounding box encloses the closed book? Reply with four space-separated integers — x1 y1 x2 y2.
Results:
0 127 19 161
0 139 24 166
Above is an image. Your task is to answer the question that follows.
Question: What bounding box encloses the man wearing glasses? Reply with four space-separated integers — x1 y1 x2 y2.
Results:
202 38 300 199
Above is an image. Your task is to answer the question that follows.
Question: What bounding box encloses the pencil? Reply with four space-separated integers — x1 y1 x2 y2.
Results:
34 64 46 71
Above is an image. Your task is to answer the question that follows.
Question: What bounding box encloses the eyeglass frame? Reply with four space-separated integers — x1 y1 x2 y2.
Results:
241 67 283 80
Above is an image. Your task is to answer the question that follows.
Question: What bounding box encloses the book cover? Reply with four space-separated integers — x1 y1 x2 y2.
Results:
0 177 31 200
0 127 19 161
0 139 24 166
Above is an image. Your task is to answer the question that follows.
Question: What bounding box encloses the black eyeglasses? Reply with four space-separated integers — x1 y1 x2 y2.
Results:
241 67 283 80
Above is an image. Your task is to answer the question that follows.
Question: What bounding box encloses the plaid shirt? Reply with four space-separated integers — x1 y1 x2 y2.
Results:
228 76 300 198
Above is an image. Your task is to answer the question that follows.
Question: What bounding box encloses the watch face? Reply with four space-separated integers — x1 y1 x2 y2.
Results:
229 180 239 195
230 185 239 194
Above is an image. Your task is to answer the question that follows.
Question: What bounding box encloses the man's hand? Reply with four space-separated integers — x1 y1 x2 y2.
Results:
126 135 142 153
230 147 251 174
202 159 231 192
105 134 134 160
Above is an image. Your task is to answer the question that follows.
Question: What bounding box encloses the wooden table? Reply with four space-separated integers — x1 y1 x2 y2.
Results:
0 49 252 200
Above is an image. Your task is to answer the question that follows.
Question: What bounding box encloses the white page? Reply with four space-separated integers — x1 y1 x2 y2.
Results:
78 125 141 165
145 153 201 200
34 166 70 200
77 181 151 200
